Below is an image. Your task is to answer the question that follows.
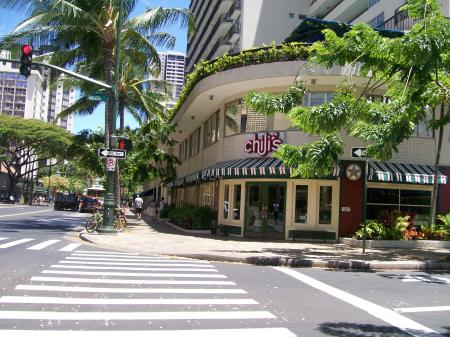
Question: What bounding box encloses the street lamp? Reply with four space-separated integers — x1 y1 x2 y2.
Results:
99 0 124 233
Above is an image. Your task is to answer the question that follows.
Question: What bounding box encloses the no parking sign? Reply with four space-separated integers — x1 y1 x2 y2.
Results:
106 157 116 171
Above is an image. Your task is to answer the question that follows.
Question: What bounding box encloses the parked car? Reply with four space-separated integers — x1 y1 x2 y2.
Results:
54 192 79 211
79 197 100 213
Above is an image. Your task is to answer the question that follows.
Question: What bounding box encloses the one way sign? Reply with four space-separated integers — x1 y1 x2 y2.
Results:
351 147 367 158
98 148 126 159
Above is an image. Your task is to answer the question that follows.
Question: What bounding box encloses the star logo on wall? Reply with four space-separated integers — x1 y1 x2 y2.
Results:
346 163 362 181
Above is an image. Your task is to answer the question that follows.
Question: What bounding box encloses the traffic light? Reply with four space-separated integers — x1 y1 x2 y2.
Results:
19 44 33 78
110 136 133 151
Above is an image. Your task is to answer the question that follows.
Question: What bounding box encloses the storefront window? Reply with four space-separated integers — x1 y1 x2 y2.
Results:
200 182 215 209
295 185 308 223
223 185 230 219
367 188 431 222
319 186 332 224
204 111 219 148
233 185 241 220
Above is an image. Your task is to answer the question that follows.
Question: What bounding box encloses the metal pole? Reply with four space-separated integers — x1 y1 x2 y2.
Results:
99 0 123 233
362 160 368 253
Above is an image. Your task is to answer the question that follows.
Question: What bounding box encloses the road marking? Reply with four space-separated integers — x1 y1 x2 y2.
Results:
66 256 196 262
41 270 227 278
16 285 246 294
0 296 258 305
0 310 274 320
74 250 140 255
395 306 450 313
27 240 60 250
274 267 440 337
0 328 297 337
50 264 218 272
0 237 7 241
31 276 236 285
0 209 51 218
402 275 450 284
59 260 215 267
0 238 34 249
59 243 82 251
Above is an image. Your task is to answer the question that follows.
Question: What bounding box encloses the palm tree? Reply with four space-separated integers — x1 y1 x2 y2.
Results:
0 0 193 143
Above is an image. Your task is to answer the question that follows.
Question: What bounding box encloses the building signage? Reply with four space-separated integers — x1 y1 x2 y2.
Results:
244 132 284 156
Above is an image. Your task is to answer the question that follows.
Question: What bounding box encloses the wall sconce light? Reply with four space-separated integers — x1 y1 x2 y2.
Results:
191 116 195 120
209 95 214 101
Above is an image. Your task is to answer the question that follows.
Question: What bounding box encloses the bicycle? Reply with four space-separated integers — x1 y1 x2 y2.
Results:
85 206 127 232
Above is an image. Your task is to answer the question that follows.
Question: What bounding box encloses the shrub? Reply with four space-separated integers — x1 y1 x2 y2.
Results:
159 203 174 219
168 205 194 229
192 206 214 230
354 221 385 240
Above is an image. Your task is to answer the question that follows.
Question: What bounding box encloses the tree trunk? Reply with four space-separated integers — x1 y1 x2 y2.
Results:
429 103 445 226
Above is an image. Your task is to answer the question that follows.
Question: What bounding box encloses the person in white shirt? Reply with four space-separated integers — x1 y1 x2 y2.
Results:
134 196 143 220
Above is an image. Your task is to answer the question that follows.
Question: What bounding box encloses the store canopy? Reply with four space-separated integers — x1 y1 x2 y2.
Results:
367 161 448 185
202 157 340 179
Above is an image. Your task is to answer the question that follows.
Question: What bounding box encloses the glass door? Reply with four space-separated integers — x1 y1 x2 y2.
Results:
245 182 285 239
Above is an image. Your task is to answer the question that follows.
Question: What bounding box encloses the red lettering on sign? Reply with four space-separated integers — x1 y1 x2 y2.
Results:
243 132 283 156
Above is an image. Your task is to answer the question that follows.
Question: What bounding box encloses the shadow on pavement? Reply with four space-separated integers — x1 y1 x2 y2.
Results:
318 322 418 337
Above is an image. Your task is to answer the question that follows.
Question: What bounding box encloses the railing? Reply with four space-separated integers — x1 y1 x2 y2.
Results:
378 9 417 31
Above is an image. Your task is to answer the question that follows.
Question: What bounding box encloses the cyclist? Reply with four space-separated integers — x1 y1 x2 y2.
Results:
134 195 143 220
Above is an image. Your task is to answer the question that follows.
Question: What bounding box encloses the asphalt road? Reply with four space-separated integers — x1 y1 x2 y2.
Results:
0 204 449 336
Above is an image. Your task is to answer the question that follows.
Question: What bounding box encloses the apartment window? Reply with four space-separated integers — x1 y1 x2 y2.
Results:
225 99 271 136
178 139 189 161
368 12 384 28
368 0 380 8
189 127 201 157
303 92 335 107
289 13 294 19
414 120 433 138
203 110 219 148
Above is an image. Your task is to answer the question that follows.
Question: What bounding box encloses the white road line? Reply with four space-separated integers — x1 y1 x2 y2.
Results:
0 209 51 218
0 328 296 337
0 238 34 249
395 306 450 313
0 310 274 320
0 237 7 241
59 260 215 267
74 250 140 255
59 243 82 251
0 296 258 305
50 264 218 272
27 240 60 250
70 253 169 258
274 267 440 337
31 276 236 285
16 285 246 294
41 270 227 278
66 256 196 262
402 276 450 284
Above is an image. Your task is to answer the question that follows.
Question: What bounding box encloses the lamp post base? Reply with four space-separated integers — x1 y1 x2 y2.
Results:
98 191 116 234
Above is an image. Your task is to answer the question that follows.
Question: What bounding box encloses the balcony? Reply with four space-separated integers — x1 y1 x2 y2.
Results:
229 21 241 43
309 0 344 19
323 0 368 23
211 36 232 59
378 9 417 31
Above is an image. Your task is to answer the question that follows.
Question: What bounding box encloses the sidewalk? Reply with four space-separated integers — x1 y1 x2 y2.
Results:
79 209 450 271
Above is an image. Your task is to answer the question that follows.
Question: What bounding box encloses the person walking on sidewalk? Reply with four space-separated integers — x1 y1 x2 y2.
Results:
157 197 165 219
134 195 143 220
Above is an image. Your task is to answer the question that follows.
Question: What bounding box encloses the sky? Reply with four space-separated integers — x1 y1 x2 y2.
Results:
0 0 190 134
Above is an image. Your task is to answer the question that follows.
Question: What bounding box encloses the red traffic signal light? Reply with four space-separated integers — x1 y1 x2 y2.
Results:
20 44 33 78
110 136 133 151
118 139 126 150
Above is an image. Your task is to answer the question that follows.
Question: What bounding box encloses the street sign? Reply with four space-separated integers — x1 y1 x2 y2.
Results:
88 93 110 102
351 147 367 158
98 148 126 159
106 157 116 171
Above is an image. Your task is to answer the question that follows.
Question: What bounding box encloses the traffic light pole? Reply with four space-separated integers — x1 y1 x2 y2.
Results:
99 0 124 233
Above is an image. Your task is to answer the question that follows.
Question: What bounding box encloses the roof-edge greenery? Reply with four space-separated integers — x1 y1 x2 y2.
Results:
170 42 310 117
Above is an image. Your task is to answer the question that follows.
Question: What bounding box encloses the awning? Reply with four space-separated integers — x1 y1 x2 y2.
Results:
368 161 448 185
202 157 340 179
185 171 201 185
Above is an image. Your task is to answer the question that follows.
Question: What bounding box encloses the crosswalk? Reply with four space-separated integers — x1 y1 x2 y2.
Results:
0 237 82 251
0 249 297 336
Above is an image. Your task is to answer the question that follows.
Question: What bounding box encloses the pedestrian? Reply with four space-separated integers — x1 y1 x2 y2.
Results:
273 201 280 226
9 195 14 204
134 195 143 220
158 197 165 219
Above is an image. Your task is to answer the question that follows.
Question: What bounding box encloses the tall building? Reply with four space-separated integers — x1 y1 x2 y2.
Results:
187 0 450 73
157 51 186 109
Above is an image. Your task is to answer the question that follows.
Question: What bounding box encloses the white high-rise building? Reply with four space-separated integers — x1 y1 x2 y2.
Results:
187 0 450 73
157 51 186 108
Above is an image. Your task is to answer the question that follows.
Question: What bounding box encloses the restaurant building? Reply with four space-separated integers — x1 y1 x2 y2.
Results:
145 46 450 241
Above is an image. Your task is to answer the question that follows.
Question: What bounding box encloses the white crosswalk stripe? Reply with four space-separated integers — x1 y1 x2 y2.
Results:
27 240 60 250
0 249 296 336
0 237 84 251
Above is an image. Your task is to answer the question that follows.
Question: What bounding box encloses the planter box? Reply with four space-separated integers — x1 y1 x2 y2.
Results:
340 237 450 249
166 221 211 235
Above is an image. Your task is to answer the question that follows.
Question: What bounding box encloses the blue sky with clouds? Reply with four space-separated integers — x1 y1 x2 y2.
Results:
0 0 190 133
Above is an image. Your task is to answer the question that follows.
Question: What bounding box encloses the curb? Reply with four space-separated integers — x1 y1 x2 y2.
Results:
78 233 450 271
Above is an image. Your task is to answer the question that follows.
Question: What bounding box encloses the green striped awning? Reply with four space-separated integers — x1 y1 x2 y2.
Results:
368 161 448 184
202 157 340 179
